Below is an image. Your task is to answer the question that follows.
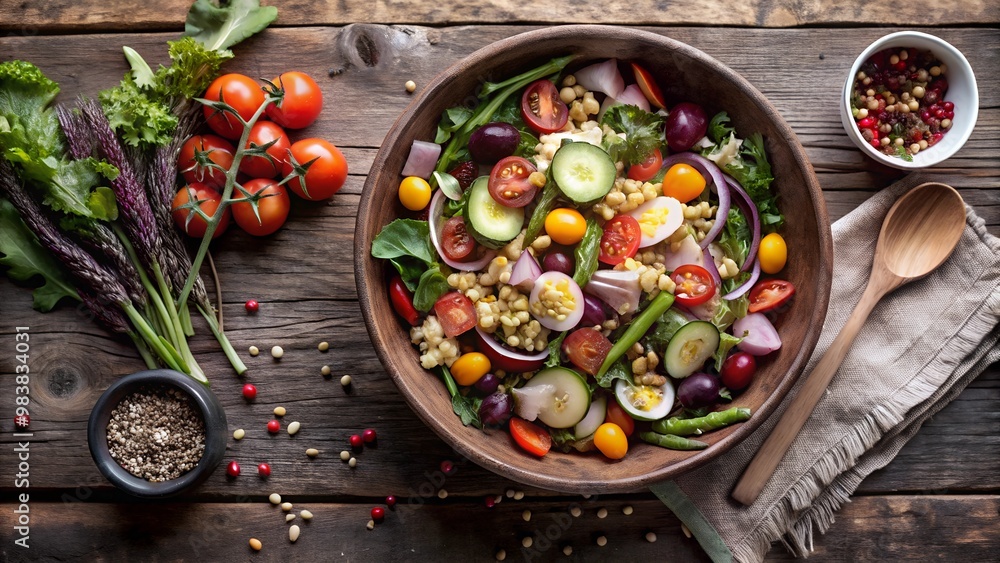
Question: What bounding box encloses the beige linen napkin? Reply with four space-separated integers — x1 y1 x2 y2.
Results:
650 174 1000 562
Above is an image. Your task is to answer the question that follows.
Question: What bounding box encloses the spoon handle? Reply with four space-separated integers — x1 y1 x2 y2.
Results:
731 279 891 506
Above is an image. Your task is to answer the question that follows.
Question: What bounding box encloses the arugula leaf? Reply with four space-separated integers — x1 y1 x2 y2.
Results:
707 111 735 143
596 356 633 389
371 219 435 265
435 106 474 144
600 104 664 165
184 0 278 52
412 265 449 312
713 332 742 370
452 393 483 428
572 218 601 287
0 198 79 311
545 331 568 368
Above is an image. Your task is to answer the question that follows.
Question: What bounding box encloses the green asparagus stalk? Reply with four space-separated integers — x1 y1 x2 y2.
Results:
639 431 708 451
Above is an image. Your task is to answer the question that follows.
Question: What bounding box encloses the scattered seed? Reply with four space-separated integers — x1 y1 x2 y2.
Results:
596 535 607 547
349 457 357 468
281 502 293 512
570 506 581 517
622 505 633 516
681 523 692 538
597 508 608 519
289 524 300 542
562 545 573 556
513 491 525 500
321 365 331 376
340 375 353 387
366 519 375 530
522 536 533 548
271 345 284 359
495 494 503 504
340 450 351 461
318 341 329 352
300 509 313 520
306 448 319 458
269 493 282 505
233 429 245 440
286 514 296 522
437 489 448 499
273 406 287 417
506 489 515 498
582 494 592 499
249 346 260 356
249 538 262 551
495 548 507 561
522 509 531 522
645 532 657 543
405 80 416 93
288 421 301 435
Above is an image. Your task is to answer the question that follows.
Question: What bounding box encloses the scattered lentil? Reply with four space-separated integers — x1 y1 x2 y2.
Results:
281 502 293 512
306 448 319 458
495 548 507 561
286 514 296 522
506 489 515 498
289 524 300 542
522 537 533 548
622 505 634 516
340 450 351 461
366 520 375 530
340 375 353 387
233 429 245 440
570 506 582 517
437 489 449 499
287 421 301 435
273 406 287 417
269 493 282 505
249 345 259 356
522 509 531 522
513 491 525 500
681 523 692 538
300 509 314 520
562 545 573 556
321 365 332 376
596 535 607 547
349 457 358 468
597 507 608 519
249 538 262 551
271 345 284 359
405 80 416 93
645 532 657 543
318 341 330 352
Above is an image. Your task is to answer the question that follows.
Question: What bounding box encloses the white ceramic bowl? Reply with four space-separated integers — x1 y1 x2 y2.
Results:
841 31 978 169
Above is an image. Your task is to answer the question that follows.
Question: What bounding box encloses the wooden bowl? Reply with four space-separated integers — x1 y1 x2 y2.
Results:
356 25 832 493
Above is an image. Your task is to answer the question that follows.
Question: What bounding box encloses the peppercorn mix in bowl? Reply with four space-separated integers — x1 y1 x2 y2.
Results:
356 25 833 493
841 31 978 169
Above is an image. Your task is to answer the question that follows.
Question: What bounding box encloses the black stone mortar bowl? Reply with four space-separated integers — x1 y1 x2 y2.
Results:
87 369 228 498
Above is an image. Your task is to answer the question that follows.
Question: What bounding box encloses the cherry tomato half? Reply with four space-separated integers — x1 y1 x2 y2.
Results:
630 62 667 110
521 79 569 134
509 417 551 457
239 121 291 179
627 148 662 183
720 351 756 391
561 328 612 376
440 216 476 261
488 156 537 208
433 291 476 338
604 400 635 437
266 71 323 129
388 275 419 325
231 178 291 236
662 163 707 203
202 74 265 139
283 138 348 201
171 183 230 239
748 279 795 313
598 215 641 265
671 264 716 307
178 134 234 189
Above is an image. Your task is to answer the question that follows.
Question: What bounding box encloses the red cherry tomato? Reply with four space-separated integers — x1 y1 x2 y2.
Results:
266 71 323 129
604 400 635 437
521 79 569 134
231 178 291 236
671 264 716 307
239 121 291 178
440 216 476 261
488 156 537 208
598 215 641 265
388 275 419 325
202 74 265 139
509 417 551 457
433 291 476 338
561 328 612 376
748 279 795 313
630 62 667 110
171 183 230 239
282 138 348 201
627 148 663 182
720 351 756 391
178 135 235 189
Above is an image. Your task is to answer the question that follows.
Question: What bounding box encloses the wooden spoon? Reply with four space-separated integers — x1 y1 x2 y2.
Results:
731 182 966 506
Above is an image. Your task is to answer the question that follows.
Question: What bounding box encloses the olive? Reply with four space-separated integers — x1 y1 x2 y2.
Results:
468 122 520 164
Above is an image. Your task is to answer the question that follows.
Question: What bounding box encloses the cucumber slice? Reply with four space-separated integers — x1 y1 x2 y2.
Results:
512 367 591 429
574 395 607 439
614 378 675 422
664 321 720 379
465 176 524 249
550 142 616 205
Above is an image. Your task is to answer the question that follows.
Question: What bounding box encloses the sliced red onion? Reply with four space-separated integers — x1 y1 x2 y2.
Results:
584 269 642 315
659 152 730 249
401 140 441 179
733 312 781 356
509 250 542 292
702 247 722 287
616 84 650 112
725 177 762 273
428 188 496 271
475 326 548 373
574 59 625 98
722 258 761 300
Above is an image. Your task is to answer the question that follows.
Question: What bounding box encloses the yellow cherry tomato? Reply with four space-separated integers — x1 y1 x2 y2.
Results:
544 208 587 245
758 232 788 274
593 422 628 460
450 352 491 386
398 176 431 211
661 163 707 203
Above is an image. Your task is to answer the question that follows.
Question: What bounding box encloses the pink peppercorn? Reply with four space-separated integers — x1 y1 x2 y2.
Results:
267 420 280 434
245 299 259 313
362 428 377 443
257 463 271 478
371 507 385 523
226 460 241 477
349 434 363 449
242 383 257 401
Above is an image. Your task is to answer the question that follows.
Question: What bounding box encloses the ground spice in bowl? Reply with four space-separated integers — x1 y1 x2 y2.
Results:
106 385 206 482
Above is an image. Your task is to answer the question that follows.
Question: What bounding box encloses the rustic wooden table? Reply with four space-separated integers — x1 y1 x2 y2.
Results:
1 2 998 561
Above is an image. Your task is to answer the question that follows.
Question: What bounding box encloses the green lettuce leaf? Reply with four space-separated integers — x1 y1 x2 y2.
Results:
600 104 664 165
713 332 742 370
572 218 601 287
0 198 79 311
185 0 279 52
545 331 568 368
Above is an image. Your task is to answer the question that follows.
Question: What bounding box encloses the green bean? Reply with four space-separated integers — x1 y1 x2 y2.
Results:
596 291 675 378
652 407 752 436
639 431 708 451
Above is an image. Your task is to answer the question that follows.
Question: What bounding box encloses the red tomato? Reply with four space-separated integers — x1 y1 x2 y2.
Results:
604 400 635 437
440 216 475 261
720 351 756 391
282 138 349 201
630 62 667 110
488 156 537 208
627 148 662 183
671 265 716 307
509 417 551 457
433 292 476 337
265 71 323 129
171 183 230 239
748 279 795 313
231 178 291 236
202 74 265 139
178 135 234 189
521 79 569 134
561 328 612 376
388 275 419 325
239 121 291 178
598 215 641 265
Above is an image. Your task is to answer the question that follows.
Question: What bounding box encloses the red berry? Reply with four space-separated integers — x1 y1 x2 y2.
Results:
943 101 954 111
869 139 880 149
945 110 954 119
484 495 496 508
362 428 377 443
385 495 397 508
371 507 385 523
242 383 257 401
349 434 363 448
227 460 241 477
245 299 259 313
447 161 478 191
257 463 271 478
857 117 875 129
267 420 280 433
440 460 456 475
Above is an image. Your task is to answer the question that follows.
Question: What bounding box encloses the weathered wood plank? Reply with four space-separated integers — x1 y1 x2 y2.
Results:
0 0 996 32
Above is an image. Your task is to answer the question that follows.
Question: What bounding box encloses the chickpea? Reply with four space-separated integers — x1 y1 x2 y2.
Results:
857 71 866 80
899 49 909 61
908 100 919 111
866 88 876 97
917 69 929 82
562 75 577 87
857 108 869 119
559 87 577 104
912 85 925 98
889 54 900 65
941 118 952 129
894 137 904 146
910 143 920 154
918 139 928 150
929 65 941 77
880 137 890 146
867 99 879 110
572 85 586 98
